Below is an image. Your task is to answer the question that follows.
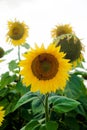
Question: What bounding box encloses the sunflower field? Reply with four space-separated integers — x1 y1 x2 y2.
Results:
0 20 87 130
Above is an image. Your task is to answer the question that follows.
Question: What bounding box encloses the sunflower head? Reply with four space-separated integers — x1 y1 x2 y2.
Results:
54 34 83 65
0 106 5 126
0 47 4 58
51 24 73 38
6 19 29 46
19 44 71 94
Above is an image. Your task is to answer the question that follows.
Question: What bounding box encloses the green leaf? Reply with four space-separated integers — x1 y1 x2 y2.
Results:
32 96 45 114
13 91 37 111
78 95 87 111
49 95 80 113
5 101 18 115
0 88 9 97
75 104 87 118
16 81 27 95
0 72 17 88
64 74 86 99
39 124 47 130
22 43 30 49
8 60 18 72
64 117 80 130
20 120 40 130
4 48 13 55
46 121 58 130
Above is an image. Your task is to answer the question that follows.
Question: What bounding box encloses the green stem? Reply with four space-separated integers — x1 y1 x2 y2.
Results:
45 93 49 122
18 46 21 81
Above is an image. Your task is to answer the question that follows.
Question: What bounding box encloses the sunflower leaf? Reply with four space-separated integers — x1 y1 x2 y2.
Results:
8 60 18 72
21 43 30 49
20 120 40 130
49 95 80 113
13 91 37 111
4 48 13 55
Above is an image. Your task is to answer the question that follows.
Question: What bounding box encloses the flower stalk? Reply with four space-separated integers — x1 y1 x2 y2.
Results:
18 46 21 81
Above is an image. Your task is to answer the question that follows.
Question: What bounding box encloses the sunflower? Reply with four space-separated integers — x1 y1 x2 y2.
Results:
53 34 84 67
19 44 71 94
6 19 29 46
0 107 5 126
51 24 73 38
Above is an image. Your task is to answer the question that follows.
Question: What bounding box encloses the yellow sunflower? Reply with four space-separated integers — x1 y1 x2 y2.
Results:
19 44 71 94
6 19 29 46
51 24 74 38
0 107 5 126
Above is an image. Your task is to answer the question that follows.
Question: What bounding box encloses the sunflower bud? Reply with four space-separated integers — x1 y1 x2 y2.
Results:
0 47 4 58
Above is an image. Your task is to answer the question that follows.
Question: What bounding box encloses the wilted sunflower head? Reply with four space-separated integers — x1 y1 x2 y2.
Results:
19 44 71 94
54 34 84 66
51 24 74 38
6 19 29 46
0 47 4 58
0 106 5 126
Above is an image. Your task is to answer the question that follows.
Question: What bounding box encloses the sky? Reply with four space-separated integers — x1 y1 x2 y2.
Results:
0 0 87 73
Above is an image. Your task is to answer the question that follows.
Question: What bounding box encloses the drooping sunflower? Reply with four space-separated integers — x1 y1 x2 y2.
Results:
0 107 5 126
19 44 71 94
6 19 29 46
51 24 74 38
53 34 84 67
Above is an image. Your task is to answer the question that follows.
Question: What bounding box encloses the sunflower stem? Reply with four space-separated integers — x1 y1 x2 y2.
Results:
45 93 49 122
18 46 21 81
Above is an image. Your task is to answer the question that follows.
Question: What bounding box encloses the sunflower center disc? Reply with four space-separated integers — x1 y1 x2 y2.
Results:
9 23 24 40
31 53 59 80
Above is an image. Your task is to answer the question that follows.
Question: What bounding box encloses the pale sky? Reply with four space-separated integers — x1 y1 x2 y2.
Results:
0 0 87 73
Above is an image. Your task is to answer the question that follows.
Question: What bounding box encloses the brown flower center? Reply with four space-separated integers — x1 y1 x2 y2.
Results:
9 23 24 40
31 53 59 80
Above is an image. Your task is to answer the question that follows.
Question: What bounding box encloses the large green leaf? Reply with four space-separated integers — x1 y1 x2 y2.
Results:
46 121 58 130
20 120 40 130
49 95 80 113
64 74 86 99
13 91 37 111
32 96 45 114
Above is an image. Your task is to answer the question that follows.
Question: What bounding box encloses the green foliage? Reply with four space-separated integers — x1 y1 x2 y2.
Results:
31 95 45 114
49 95 80 113
4 48 13 55
21 43 30 49
21 120 58 130
0 72 17 88
64 74 87 99
13 91 37 111
0 42 87 130
8 60 18 72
